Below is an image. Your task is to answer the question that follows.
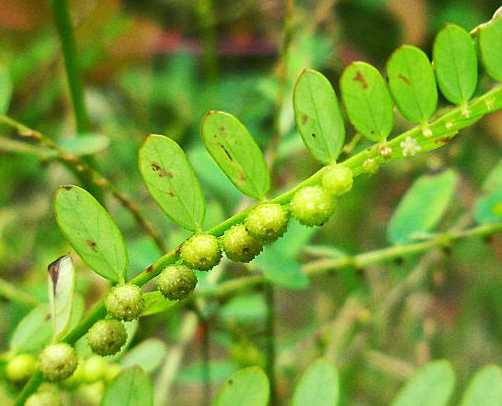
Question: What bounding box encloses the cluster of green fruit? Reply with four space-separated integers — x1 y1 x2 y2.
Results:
11 164 353 400
6 351 120 406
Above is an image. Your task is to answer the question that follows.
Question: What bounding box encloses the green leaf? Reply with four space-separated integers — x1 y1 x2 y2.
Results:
251 246 310 289
340 62 394 141
293 69 345 163
201 111 270 199
433 24 477 104
58 133 110 156
139 134 205 231
390 361 456 406
212 367 269 406
120 339 167 373
474 159 502 224
219 294 267 324
0 64 12 114
54 185 128 283
140 291 176 316
479 15 502 81
292 358 339 406
387 170 458 245
101 366 153 406
460 365 502 406
177 361 239 384
10 305 52 352
387 45 438 123
48 254 75 341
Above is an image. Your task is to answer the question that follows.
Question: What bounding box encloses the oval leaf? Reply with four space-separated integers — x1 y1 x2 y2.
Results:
293 69 345 163
212 367 269 406
59 133 110 156
460 365 502 406
101 366 153 406
54 185 128 282
10 305 52 352
479 15 502 81
387 45 438 123
391 361 456 406
292 358 339 406
340 62 394 141
139 134 205 231
201 112 270 199
387 170 458 245
0 64 12 114
48 254 75 341
433 24 477 104
120 339 167 373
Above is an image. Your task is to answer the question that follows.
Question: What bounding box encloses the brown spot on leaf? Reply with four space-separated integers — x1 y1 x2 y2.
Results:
167 171 174 178
301 115 309 124
86 240 98 252
167 189 175 197
353 70 368 89
220 144 233 161
398 74 411 85
47 254 70 296
311 133 316 138
151 163 168 177
62 185 73 190
146 265 153 273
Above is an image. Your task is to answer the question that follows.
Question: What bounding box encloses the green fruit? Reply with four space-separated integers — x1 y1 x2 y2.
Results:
181 234 221 271
38 343 78 381
105 364 122 382
290 186 336 227
105 284 143 321
82 355 107 382
157 264 198 301
321 165 353 196
221 224 262 263
25 391 61 406
87 319 127 357
245 203 289 243
6 353 37 382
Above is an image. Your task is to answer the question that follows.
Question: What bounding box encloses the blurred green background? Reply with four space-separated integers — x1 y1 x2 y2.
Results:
1 0 502 405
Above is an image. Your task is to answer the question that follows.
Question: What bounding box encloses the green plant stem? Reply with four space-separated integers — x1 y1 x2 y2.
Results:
15 84 502 403
0 277 38 305
195 0 218 84
13 372 44 406
0 114 166 253
200 316 211 406
50 0 90 133
265 284 277 405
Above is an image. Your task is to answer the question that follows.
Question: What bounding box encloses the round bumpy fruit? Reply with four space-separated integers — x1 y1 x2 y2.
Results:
221 224 263 263
321 165 353 196
244 203 289 243
26 391 61 406
157 264 198 301
290 186 336 227
38 343 78 381
6 354 37 382
87 319 127 356
105 284 143 321
181 234 221 271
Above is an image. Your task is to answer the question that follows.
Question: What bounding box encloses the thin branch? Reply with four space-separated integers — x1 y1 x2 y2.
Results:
0 114 166 253
50 0 90 133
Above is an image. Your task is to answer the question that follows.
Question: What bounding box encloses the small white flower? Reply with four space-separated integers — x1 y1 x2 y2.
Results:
400 136 421 157
379 145 393 160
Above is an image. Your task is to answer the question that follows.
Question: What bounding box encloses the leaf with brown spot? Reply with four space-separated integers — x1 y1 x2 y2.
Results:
293 69 345 164
340 62 394 142
139 134 205 231
201 112 270 199
54 185 128 283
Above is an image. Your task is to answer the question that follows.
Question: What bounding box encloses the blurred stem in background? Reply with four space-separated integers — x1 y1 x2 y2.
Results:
0 114 166 253
50 0 90 133
195 0 219 85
